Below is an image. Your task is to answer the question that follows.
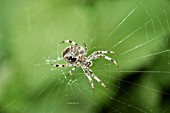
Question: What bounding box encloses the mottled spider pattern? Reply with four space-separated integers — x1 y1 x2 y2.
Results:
52 40 119 92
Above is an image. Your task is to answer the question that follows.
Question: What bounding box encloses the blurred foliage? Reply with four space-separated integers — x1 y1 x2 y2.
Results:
0 0 170 113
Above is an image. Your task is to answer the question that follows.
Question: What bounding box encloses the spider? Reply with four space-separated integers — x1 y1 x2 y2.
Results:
52 40 119 92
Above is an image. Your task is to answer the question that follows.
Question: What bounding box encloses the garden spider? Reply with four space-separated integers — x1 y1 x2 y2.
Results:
52 40 119 92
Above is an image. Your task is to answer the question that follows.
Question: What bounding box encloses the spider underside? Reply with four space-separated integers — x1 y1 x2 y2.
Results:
52 40 119 92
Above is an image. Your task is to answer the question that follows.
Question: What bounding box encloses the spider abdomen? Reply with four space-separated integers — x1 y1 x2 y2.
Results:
63 45 86 64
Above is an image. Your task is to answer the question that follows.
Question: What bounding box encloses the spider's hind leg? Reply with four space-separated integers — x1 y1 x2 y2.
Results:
84 72 95 92
88 69 108 90
82 67 108 91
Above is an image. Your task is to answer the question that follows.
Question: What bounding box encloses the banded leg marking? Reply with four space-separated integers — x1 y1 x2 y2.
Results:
88 50 119 60
90 54 119 70
83 43 88 53
60 40 78 45
82 67 95 92
84 72 95 92
67 67 77 76
88 69 108 90
52 64 67 68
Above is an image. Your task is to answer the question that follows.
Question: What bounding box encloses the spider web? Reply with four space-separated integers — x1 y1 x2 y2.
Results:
0 0 170 113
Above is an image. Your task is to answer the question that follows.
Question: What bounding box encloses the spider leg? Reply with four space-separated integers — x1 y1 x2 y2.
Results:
67 67 77 76
51 64 70 68
83 43 88 53
88 50 119 60
82 67 95 92
60 40 78 45
88 69 108 90
90 54 119 70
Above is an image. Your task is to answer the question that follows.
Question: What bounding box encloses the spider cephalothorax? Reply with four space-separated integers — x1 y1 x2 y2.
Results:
52 40 119 92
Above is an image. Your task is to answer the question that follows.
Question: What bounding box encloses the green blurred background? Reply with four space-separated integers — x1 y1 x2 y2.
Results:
0 0 170 113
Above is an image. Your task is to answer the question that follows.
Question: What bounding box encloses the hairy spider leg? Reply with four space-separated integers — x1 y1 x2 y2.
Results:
88 69 108 90
60 40 78 45
51 64 70 68
88 50 119 60
90 54 119 71
83 43 88 53
67 67 77 76
82 67 95 92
